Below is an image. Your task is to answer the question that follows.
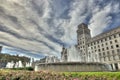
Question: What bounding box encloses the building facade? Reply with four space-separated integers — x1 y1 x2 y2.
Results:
61 23 120 70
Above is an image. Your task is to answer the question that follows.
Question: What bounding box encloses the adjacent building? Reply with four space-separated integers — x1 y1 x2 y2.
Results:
61 23 120 70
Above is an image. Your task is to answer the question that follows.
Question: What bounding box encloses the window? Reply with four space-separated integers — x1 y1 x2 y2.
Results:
97 41 99 44
117 49 120 53
110 41 112 44
101 39 103 42
105 38 107 41
91 47 93 49
98 45 100 47
107 51 110 55
112 50 114 55
108 57 110 61
94 46 96 49
111 46 113 49
98 49 101 52
113 56 115 60
99 53 101 56
119 55 120 60
106 47 109 50
112 50 114 53
109 36 111 40
116 45 119 48
106 43 108 45
115 40 117 43
102 48 104 51
114 35 116 38
102 44 104 46
104 57 105 61
91 43 93 46
103 52 105 56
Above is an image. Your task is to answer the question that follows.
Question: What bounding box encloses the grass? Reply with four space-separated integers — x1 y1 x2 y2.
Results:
63 72 120 80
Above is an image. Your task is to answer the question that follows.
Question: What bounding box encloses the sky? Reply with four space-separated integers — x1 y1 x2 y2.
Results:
0 0 120 59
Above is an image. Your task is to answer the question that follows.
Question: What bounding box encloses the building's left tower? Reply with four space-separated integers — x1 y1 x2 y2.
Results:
0 46 2 53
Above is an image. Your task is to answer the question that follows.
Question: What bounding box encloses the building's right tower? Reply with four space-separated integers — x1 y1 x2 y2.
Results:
76 23 91 62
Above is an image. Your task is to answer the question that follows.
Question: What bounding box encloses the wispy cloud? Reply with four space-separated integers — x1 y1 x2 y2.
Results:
0 0 120 59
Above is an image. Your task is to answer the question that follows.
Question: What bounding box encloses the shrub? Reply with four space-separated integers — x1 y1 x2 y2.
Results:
11 67 34 71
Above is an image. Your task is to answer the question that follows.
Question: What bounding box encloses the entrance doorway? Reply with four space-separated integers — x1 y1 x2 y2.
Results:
114 63 118 70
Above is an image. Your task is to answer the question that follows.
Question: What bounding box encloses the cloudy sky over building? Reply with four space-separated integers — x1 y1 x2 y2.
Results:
0 0 120 59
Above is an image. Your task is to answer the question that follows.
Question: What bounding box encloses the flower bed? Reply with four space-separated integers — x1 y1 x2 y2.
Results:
0 70 120 80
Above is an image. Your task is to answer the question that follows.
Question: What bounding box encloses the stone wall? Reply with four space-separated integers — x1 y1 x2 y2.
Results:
35 62 111 72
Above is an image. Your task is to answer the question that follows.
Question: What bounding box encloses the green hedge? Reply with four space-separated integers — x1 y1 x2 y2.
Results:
6 67 34 71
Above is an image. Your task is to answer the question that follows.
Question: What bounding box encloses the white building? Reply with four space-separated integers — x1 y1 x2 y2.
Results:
61 23 120 71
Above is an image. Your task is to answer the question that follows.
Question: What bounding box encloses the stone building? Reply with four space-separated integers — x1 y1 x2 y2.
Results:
61 23 120 70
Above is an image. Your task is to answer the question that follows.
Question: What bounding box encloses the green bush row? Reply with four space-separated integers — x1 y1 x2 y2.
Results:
6 67 34 71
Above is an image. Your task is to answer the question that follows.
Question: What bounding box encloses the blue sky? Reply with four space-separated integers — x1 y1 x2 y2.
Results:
0 0 120 59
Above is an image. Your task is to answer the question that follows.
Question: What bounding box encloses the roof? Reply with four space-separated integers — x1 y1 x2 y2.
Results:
78 23 88 29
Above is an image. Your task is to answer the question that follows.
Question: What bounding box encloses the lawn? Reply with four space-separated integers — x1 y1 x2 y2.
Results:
0 69 120 80
63 72 120 80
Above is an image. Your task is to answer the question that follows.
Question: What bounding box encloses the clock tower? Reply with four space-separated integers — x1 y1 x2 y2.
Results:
76 23 91 62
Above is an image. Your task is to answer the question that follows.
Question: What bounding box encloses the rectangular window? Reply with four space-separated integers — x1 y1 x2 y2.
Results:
102 48 104 51
115 40 117 43
108 57 110 61
109 36 111 40
113 56 115 60
117 49 120 53
114 35 116 38
106 43 108 45
105 38 107 41
102 44 104 46
98 45 100 47
107 51 110 55
91 43 93 46
110 41 112 44
112 50 114 55
98 49 101 52
104 57 105 61
111 46 113 49
94 46 96 49
91 47 93 49
103 52 105 56
106 47 109 50
119 55 120 60
97 41 99 44
99 53 101 56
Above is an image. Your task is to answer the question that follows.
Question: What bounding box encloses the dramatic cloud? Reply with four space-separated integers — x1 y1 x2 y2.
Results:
0 0 120 59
